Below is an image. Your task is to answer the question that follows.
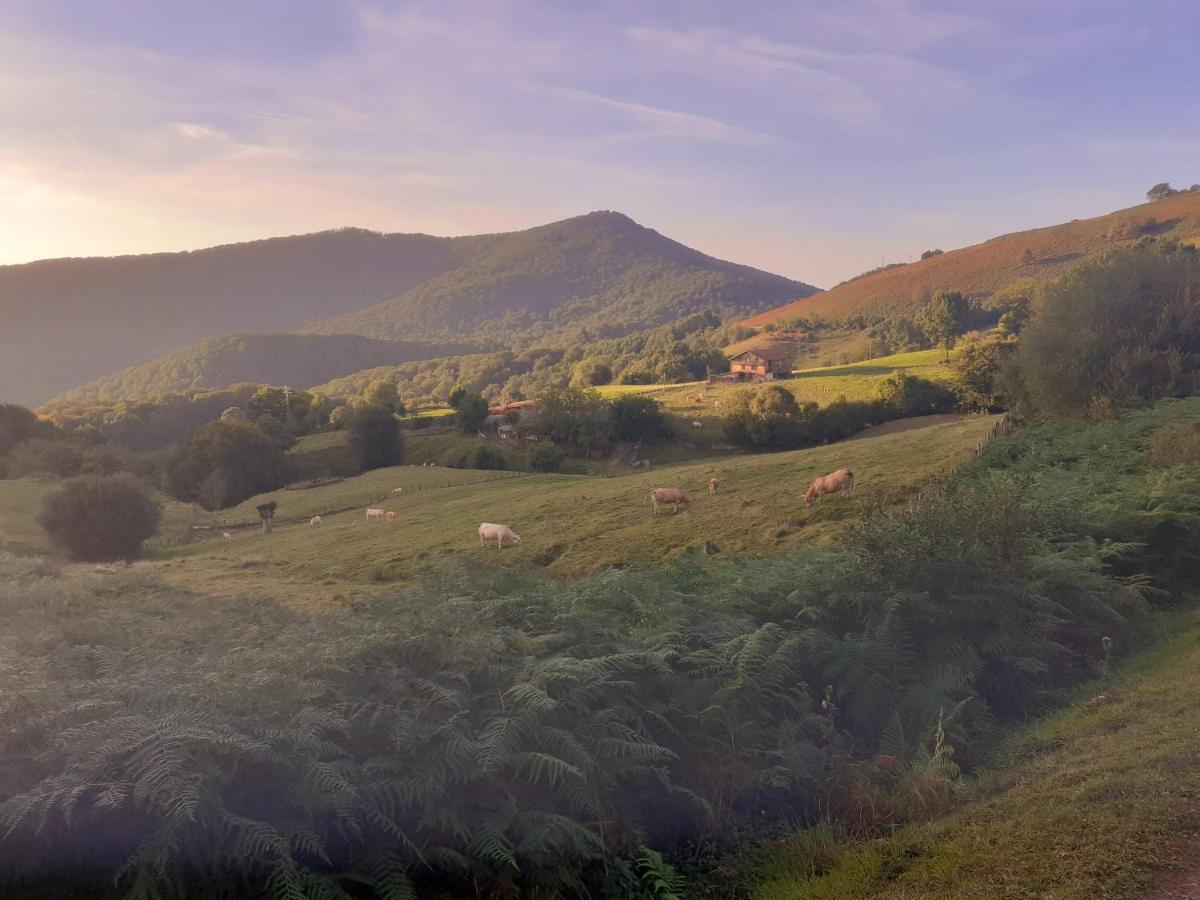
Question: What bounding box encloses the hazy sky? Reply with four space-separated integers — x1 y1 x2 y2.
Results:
2 0 1198 287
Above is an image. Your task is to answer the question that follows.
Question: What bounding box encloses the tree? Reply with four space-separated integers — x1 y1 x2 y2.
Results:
610 395 667 442
347 405 403 471
919 290 970 361
1003 241 1200 418
528 444 564 473
0 403 39 456
529 387 613 456
1147 182 1175 201
219 406 246 422
363 380 404 415
920 248 944 259
573 361 613 387
449 390 489 435
39 474 160 561
329 405 352 430
724 384 809 450
165 420 291 510
255 415 297 450
951 336 1014 413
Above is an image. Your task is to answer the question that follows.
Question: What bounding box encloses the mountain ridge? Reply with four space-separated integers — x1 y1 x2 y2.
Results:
1 212 816 406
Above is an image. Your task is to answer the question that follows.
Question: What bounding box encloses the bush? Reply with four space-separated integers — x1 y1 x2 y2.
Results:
950 336 1014 412
1144 421 1200 466
611 395 667 441
470 445 506 470
877 372 958 417
38 474 160 560
0 403 39 456
346 404 403 472
165 420 292 510
449 389 489 435
529 443 565 473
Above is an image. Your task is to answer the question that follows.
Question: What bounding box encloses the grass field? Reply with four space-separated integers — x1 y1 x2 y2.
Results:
754 606 1200 899
141 412 996 607
597 349 951 444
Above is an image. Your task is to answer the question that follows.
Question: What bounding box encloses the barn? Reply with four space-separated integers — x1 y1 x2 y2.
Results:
713 347 795 383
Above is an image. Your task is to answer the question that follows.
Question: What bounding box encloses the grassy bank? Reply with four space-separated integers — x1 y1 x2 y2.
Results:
754 607 1200 899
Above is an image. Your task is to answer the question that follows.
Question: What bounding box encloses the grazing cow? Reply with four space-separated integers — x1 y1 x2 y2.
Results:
691 420 703 429
649 487 691 515
391 487 405 496
309 516 322 528
386 511 398 522
803 468 855 507
221 531 233 541
479 522 521 549
708 478 720 495
366 508 385 519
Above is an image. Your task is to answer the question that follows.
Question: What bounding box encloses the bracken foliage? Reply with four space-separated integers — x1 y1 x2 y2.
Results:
4 401 1193 896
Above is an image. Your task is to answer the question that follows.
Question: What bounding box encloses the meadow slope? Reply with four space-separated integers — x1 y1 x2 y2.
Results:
744 190 1200 326
146 413 995 606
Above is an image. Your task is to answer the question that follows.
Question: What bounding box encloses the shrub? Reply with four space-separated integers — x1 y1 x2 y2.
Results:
0 403 39 456
1144 421 1200 466
165 420 292 510
529 387 613 455
529 443 565 473
877 372 959 417
346 404 403 471
611 395 667 441
38 474 160 560
470 445 506 470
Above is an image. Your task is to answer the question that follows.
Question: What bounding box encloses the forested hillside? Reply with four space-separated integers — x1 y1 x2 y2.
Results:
744 189 1200 327
1 228 471 405
45 333 472 405
5 212 815 406
303 211 817 345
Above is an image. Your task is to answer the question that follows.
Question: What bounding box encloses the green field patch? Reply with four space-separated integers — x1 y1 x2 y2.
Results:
153 413 995 604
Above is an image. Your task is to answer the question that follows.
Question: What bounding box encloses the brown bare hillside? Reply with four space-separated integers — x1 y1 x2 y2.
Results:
744 191 1200 326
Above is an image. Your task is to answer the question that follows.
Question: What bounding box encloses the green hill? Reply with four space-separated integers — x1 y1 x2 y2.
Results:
744 190 1200 327
43 333 471 405
302 211 817 345
0 228 466 405
8 212 814 407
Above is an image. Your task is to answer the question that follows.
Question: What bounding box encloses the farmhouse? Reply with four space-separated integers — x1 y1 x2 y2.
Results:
712 346 794 383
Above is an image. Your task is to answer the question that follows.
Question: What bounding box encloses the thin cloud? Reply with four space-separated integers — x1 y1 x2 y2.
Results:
523 82 774 146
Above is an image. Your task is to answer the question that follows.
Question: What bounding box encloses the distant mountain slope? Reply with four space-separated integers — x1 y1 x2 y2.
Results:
3 213 814 406
744 191 1200 327
42 333 471 406
302 211 818 344
1 227 470 405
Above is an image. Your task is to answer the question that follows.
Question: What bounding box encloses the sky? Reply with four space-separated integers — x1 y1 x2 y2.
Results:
1 0 1198 288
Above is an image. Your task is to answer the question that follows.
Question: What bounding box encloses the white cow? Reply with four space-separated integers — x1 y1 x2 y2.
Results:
221 531 233 541
386 511 398 522
309 516 322 528
479 522 521 549
391 487 405 496
366 508 385 519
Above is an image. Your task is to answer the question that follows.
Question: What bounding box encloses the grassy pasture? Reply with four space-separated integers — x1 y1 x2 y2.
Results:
151 413 996 606
598 349 951 444
754 607 1200 900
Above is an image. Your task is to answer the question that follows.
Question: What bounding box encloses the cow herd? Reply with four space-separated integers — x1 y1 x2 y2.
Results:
222 465 856 555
